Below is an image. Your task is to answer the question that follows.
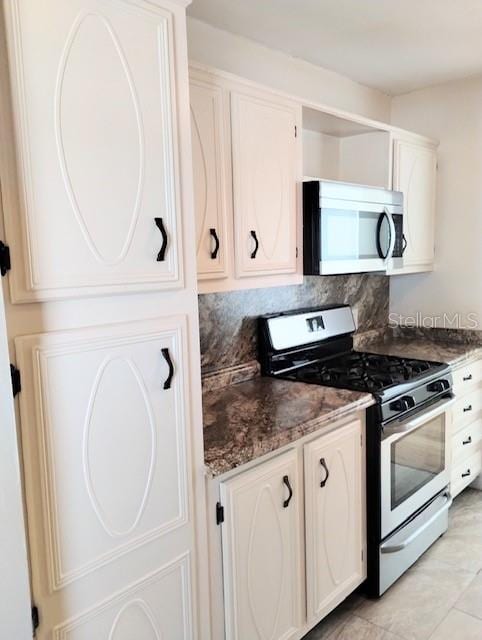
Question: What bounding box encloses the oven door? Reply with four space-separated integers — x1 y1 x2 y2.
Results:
319 199 399 275
380 396 454 539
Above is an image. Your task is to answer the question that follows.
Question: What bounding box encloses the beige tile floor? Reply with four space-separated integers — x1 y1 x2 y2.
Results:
303 488 482 640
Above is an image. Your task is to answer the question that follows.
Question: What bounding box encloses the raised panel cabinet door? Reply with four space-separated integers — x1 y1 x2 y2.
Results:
393 140 437 271
220 450 303 640
15 316 195 639
304 420 365 624
189 75 230 280
3 0 184 301
231 90 299 277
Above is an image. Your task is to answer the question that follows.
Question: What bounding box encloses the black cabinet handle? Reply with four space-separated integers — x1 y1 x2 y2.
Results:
463 436 473 445
210 228 220 260
463 374 473 381
154 217 168 262
250 230 259 259
402 234 408 256
463 405 473 413
462 469 471 478
161 348 174 390
320 458 330 488
282 475 293 508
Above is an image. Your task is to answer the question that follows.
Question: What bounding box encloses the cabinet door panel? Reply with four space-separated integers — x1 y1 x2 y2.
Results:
189 77 229 280
4 0 182 300
220 450 303 640
231 90 299 277
392 140 437 272
15 316 194 637
304 421 365 623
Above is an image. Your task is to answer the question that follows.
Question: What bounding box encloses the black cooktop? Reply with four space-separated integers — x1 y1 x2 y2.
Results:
281 350 447 395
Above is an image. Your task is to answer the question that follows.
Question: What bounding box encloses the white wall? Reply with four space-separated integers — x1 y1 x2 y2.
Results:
187 17 391 122
390 75 482 330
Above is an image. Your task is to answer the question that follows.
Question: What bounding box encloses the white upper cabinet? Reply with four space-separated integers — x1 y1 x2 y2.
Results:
231 89 300 277
3 0 184 301
304 420 365 624
391 138 437 274
220 450 303 640
189 74 229 279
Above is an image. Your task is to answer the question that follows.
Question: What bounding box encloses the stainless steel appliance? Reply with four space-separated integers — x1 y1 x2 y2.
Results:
258 305 453 596
303 180 406 275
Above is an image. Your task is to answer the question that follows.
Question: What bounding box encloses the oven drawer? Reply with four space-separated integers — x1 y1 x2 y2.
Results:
452 419 482 464
453 359 482 393
452 388 482 428
379 491 451 596
451 451 482 498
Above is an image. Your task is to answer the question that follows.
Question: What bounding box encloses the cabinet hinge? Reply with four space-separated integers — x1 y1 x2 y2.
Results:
0 241 11 276
360 433 363 447
361 549 364 562
32 605 40 635
296 247 299 258
10 364 21 397
294 125 297 138
216 502 224 525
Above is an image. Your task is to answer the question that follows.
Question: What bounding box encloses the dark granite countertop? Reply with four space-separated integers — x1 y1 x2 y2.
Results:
203 377 374 477
362 337 482 367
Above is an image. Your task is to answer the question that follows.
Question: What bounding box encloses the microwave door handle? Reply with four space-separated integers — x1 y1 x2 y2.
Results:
376 208 395 261
376 211 389 259
385 208 396 262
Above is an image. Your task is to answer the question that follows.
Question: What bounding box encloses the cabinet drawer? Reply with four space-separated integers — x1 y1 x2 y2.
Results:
453 360 482 393
452 419 482 464
451 451 482 498
452 388 482 429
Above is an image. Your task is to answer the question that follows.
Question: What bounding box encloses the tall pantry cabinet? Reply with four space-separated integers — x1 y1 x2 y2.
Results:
0 1 210 639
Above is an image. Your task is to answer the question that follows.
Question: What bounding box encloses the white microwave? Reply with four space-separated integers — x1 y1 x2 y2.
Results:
303 179 405 275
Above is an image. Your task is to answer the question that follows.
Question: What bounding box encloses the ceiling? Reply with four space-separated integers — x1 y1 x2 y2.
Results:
187 0 482 95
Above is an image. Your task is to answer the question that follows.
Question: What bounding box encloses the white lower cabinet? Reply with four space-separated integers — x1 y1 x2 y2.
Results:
304 420 365 624
220 450 303 640
450 357 482 498
218 418 366 639
15 316 197 638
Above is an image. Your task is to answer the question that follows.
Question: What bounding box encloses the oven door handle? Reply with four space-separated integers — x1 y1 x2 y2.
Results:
381 493 452 554
382 395 455 442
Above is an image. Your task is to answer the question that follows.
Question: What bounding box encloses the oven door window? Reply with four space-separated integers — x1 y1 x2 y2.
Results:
391 415 445 510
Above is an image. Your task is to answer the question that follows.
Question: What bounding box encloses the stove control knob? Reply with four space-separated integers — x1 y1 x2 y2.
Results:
390 395 415 412
427 379 449 393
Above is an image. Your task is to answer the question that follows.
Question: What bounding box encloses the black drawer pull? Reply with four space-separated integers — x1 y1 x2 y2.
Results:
282 475 293 508
154 217 168 261
463 436 473 445
210 228 220 259
463 405 473 413
462 469 471 478
250 230 259 259
320 458 330 488
463 374 473 381
161 348 174 390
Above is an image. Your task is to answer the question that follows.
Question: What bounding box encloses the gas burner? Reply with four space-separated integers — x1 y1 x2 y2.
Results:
281 349 447 397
